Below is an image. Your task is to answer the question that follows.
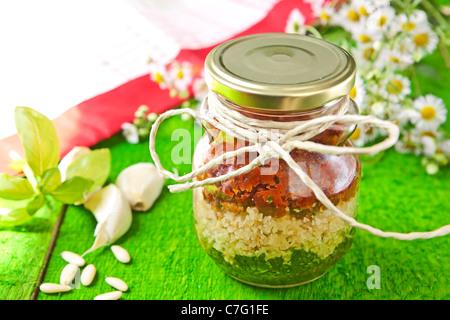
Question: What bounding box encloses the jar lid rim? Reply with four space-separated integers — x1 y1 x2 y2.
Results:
204 33 356 112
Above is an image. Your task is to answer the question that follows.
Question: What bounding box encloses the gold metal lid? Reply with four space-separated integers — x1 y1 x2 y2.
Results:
204 33 356 112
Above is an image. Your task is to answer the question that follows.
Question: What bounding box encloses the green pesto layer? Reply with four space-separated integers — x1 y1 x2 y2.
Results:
199 230 355 287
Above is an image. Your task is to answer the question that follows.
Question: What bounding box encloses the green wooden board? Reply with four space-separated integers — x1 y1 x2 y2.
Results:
0 198 63 300
35 116 449 300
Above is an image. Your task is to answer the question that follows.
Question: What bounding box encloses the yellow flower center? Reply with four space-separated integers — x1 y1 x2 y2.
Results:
388 80 403 94
154 73 163 84
350 86 357 99
378 16 387 27
390 56 400 63
421 131 436 138
320 12 331 21
414 33 429 47
360 35 372 43
177 70 184 79
421 106 436 120
360 6 368 16
364 47 375 59
348 10 360 22
350 127 361 140
402 22 416 31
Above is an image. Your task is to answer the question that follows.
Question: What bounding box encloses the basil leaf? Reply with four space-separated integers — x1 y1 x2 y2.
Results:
66 148 111 194
26 193 46 214
0 194 45 227
39 168 61 194
0 207 32 227
15 107 60 177
50 176 93 204
0 173 35 200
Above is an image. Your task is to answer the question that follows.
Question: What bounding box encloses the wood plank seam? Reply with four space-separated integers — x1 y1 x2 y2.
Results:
30 205 67 300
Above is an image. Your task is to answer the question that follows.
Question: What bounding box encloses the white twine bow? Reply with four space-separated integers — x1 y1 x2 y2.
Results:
150 92 450 240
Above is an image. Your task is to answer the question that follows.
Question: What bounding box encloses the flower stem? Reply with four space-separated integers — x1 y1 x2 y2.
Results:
409 64 422 96
421 0 448 27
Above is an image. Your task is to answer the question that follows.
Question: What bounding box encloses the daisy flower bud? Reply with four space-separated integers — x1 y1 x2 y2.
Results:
121 123 139 144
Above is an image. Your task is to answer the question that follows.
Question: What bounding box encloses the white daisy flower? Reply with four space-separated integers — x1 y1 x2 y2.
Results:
381 74 411 103
410 128 443 157
308 0 337 25
408 26 439 58
366 6 396 32
387 50 414 70
168 61 193 92
370 101 387 118
307 0 324 16
349 126 365 147
387 104 420 126
121 122 139 144
353 0 375 18
351 25 382 44
285 8 307 34
350 123 378 147
412 94 447 131
349 74 366 109
352 44 377 72
337 2 365 32
397 10 428 34
421 135 438 156
316 4 337 25
411 126 444 140
395 135 415 154
396 129 426 155
375 48 414 70
193 76 208 104
149 62 171 89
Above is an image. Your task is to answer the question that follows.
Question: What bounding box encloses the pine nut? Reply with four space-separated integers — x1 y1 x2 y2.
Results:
105 277 128 292
111 245 131 263
94 291 122 300
81 264 96 287
39 283 72 294
60 264 78 286
61 251 85 267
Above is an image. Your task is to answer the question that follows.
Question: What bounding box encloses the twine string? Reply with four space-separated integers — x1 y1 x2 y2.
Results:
149 92 450 240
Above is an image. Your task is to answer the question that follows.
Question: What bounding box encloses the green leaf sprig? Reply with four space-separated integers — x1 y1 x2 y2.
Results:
0 107 111 227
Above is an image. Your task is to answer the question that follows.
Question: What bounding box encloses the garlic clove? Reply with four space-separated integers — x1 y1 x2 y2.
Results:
115 162 165 212
58 146 91 181
83 184 132 256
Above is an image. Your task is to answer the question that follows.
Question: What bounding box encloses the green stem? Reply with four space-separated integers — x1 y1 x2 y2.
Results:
421 0 448 27
305 25 323 39
409 65 422 96
438 41 450 69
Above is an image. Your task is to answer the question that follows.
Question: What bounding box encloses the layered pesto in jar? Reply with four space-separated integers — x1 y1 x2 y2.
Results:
192 131 361 287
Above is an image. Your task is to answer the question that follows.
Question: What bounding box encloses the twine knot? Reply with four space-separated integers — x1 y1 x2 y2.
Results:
150 92 450 240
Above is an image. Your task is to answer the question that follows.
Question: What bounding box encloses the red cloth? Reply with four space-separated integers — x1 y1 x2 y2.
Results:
0 0 315 175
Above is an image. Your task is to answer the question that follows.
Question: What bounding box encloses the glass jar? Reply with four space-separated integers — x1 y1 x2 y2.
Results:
192 33 361 288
